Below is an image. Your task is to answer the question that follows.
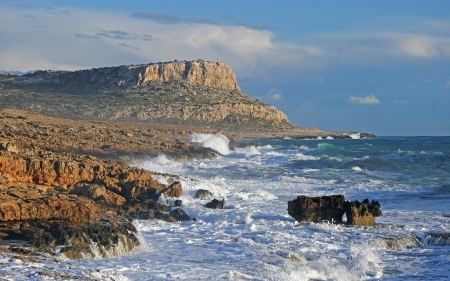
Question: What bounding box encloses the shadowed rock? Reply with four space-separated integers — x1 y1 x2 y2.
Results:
288 195 382 225
287 195 346 223
169 208 191 221
206 199 226 209
194 189 213 200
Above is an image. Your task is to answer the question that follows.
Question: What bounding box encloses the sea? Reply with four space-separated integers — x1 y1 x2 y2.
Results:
1 134 449 280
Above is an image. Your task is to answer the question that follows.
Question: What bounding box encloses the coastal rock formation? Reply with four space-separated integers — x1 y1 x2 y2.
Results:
0 147 186 258
287 195 346 223
206 199 226 209
344 199 382 225
287 195 382 225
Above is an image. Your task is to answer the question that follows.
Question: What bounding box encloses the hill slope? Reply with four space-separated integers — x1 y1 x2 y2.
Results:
0 61 292 130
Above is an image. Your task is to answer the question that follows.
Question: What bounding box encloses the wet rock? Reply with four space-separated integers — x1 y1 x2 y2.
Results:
425 233 450 246
248 141 261 147
162 181 182 197
380 235 421 250
154 211 177 222
137 210 155 220
287 195 346 223
344 199 382 226
194 189 213 200
169 208 191 221
287 195 382 225
206 199 226 209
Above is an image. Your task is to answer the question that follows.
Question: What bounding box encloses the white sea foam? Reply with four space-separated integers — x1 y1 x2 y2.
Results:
349 133 361 139
187 133 230 155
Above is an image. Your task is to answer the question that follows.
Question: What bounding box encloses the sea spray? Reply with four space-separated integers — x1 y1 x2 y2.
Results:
187 133 230 155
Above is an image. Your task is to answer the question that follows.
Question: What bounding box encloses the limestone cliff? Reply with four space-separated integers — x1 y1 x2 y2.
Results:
0 60 292 130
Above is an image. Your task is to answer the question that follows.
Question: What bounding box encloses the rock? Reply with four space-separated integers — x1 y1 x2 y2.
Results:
70 183 126 206
137 210 155 220
344 199 382 225
174 199 182 206
169 208 191 221
206 199 226 209
0 141 18 153
287 195 346 223
154 211 177 222
194 189 213 200
162 181 182 197
287 195 382 225
248 141 261 147
0 216 140 259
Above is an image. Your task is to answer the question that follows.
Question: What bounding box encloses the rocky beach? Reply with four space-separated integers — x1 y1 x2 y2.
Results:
0 61 400 280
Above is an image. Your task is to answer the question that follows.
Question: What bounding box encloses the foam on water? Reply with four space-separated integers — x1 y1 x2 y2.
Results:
187 133 230 155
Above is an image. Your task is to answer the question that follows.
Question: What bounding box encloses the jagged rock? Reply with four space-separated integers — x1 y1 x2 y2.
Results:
287 195 346 223
0 186 100 222
0 216 140 259
70 182 126 205
248 142 261 147
287 195 382 225
162 181 182 197
194 189 213 200
344 199 382 225
206 199 226 209
169 208 191 221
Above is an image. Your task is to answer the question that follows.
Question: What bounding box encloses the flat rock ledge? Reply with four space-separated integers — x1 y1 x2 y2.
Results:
0 146 189 259
287 195 382 225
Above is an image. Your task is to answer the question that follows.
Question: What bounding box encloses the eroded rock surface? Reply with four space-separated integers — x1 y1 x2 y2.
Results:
288 195 382 225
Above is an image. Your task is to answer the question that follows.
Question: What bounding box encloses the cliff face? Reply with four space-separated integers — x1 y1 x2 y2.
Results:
0 60 291 130
136 61 240 90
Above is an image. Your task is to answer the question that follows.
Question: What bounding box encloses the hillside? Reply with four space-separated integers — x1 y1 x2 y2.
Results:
0 61 291 130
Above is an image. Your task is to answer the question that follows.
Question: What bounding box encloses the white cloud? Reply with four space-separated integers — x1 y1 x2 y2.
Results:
348 95 380 105
0 5 322 77
256 88 283 102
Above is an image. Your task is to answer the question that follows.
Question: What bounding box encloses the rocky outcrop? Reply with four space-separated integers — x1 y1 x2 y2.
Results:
344 199 382 225
206 199 226 209
287 195 382 225
0 147 187 259
287 195 346 223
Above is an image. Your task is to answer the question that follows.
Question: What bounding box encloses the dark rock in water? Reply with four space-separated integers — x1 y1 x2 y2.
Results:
155 203 172 211
137 210 155 220
154 211 177 222
174 199 182 206
194 189 213 200
287 195 382 225
287 195 346 223
206 199 226 209
381 235 421 250
248 141 261 147
424 233 450 246
0 217 140 259
344 199 382 225
169 208 191 221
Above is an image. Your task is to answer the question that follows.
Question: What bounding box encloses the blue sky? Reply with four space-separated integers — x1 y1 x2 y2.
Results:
1 1 449 135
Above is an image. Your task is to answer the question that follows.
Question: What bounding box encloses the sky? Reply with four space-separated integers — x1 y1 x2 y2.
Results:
1 1 449 136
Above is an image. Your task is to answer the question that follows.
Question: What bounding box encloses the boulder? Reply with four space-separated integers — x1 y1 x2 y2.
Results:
154 211 177 222
344 199 382 225
206 199 226 209
194 189 213 200
169 208 191 221
287 195 346 223
162 181 182 197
